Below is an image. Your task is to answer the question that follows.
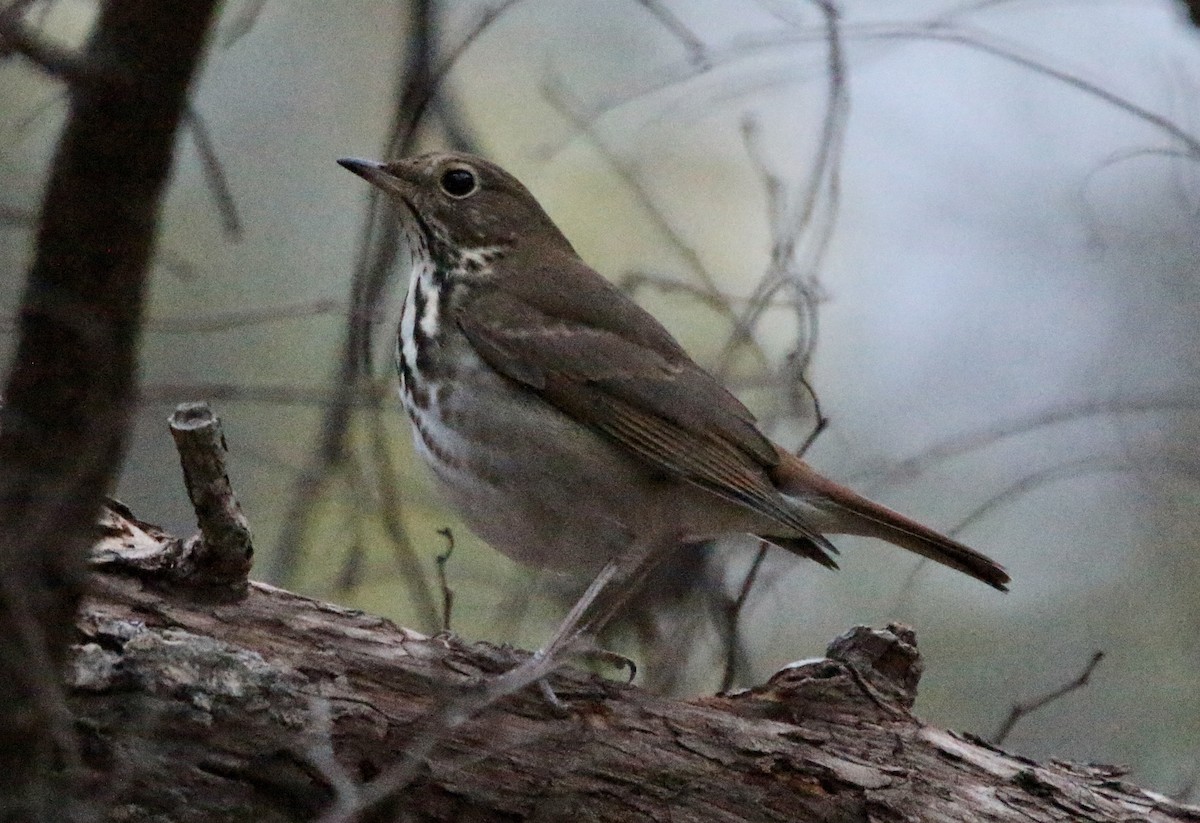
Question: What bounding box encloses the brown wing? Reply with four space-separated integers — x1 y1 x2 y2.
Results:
456 256 834 551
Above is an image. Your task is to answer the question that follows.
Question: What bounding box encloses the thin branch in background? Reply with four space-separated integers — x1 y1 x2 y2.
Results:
367 406 439 626
626 544 721 695
319 428 438 632
143 298 344 333
490 566 540 646
541 79 771 376
156 248 200 281
0 1 92 82
620 270 745 315
952 455 1200 537
634 0 711 70
430 89 484 154
1183 0 1200 29
271 0 523 600
730 15 1200 160
860 393 1200 488
541 3 845 696
560 0 1200 184
2 82 65 144
334 534 367 594
719 541 769 692
751 0 804 27
792 373 827 457
725 0 846 392
351 0 524 368
266 0 428 587
326 453 386 596
1076 143 1200 251
435 527 455 632
863 21 1200 160
332 451 381 591
719 383 826 692
705 7 846 677
219 0 269 50
992 652 1105 745
891 456 1121 602
183 105 243 241
139 380 390 409
889 452 1200 609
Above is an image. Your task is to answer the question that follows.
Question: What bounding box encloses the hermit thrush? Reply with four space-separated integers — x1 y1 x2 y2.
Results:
339 152 1009 593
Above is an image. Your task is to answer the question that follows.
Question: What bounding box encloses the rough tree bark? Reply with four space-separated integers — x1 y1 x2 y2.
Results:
71 504 1200 823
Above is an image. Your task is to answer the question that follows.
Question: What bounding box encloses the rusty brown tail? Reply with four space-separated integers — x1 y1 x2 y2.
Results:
770 449 1010 592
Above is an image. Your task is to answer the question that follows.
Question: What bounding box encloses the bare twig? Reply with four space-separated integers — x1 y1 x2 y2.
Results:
890 452 1200 611
724 9 847 387
0 3 92 82
365 402 436 620
792 374 828 456
720 541 769 692
436 527 456 632
271 2 522 600
183 105 243 240
168 401 253 593
862 22 1200 159
634 0 710 70
992 651 1105 745
719 371 830 691
273 0 528 630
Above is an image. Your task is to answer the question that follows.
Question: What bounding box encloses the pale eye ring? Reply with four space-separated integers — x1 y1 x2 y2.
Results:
439 166 478 198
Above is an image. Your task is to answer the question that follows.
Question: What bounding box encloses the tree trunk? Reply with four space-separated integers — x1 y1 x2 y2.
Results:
0 3 217 816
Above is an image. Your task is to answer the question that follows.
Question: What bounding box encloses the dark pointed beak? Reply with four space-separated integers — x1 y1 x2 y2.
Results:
338 157 416 201
337 157 385 179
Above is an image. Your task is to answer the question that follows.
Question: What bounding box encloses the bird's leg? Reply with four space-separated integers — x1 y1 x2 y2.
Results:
481 537 662 705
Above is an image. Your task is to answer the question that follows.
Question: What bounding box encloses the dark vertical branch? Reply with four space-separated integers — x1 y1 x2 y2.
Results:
0 1 217 817
1183 0 1200 28
270 0 522 627
266 0 436 608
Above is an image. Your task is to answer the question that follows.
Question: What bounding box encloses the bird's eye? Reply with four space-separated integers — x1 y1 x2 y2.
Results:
439 167 477 198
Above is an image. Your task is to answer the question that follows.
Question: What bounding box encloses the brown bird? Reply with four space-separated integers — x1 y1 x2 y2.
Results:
339 152 1009 595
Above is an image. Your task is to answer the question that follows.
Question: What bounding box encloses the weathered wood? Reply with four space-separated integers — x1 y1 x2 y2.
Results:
168 401 254 595
68 509 1200 822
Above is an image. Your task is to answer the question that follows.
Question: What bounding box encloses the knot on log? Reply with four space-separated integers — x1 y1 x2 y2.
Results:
724 623 922 724
826 623 923 705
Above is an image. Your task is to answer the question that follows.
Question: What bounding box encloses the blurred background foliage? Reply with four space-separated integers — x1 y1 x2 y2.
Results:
3 0 1200 799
